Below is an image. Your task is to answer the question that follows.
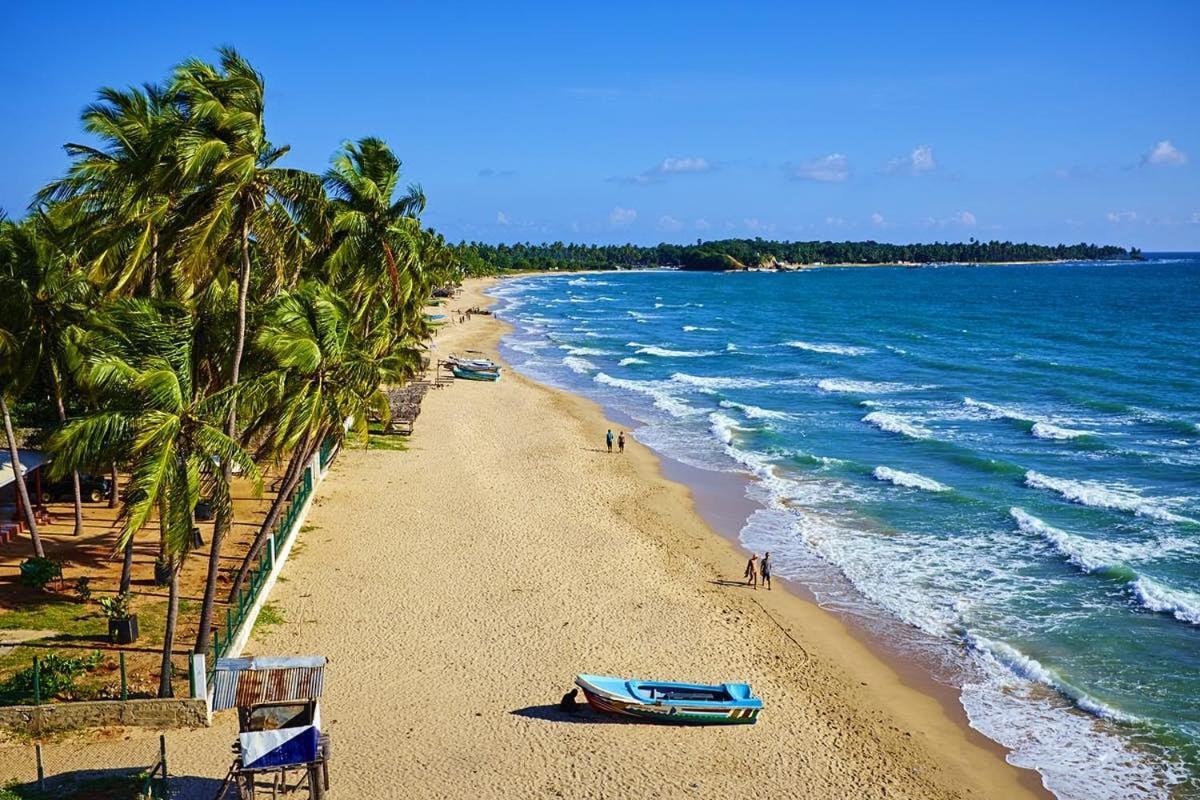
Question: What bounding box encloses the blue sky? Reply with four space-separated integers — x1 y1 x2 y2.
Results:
3 1 1197 248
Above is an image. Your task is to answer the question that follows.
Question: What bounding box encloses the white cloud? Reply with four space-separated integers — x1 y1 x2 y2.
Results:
953 210 976 226
787 153 850 183
870 212 885 226
743 217 776 233
656 214 684 232
886 144 937 175
1142 140 1187 167
609 207 638 226
1190 211 1200 225
496 211 510 225
693 218 711 231
824 216 847 226
612 156 714 185
659 157 711 174
1106 210 1138 223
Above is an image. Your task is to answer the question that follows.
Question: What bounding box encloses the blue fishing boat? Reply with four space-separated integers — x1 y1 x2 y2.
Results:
574 674 762 724
452 365 501 382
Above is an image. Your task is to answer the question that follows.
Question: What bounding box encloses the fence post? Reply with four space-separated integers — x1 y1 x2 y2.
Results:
159 734 169 797
32 656 40 705
35 743 45 791
268 535 276 571
189 653 207 700
120 652 128 701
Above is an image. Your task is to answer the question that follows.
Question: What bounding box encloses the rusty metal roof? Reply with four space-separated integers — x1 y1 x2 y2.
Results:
212 656 326 711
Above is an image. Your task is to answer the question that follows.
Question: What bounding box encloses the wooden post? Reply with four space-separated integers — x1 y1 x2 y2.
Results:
159 734 169 796
35 743 45 791
119 652 128 700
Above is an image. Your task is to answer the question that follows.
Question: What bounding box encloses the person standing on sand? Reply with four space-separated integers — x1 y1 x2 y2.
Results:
618 431 626 453
744 553 759 589
606 429 614 453
760 552 772 590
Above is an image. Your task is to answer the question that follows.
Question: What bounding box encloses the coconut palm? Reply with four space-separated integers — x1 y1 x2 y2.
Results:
48 300 260 696
220 280 419 608
37 83 185 300
321 137 425 311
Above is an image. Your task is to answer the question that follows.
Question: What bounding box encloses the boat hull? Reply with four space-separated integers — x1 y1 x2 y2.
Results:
575 675 761 725
452 366 501 381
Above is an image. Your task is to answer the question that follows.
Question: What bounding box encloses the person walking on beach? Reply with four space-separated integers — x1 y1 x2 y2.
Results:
760 551 772 590
618 431 626 453
744 553 759 589
606 429 614 453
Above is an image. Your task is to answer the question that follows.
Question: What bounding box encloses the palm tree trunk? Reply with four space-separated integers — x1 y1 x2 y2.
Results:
193 498 231 655
224 432 319 604
1 395 43 557
119 534 135 594
158 563 180 698
109 461 119 508
147 230 159 299
50 371 84 537
195 219 252 651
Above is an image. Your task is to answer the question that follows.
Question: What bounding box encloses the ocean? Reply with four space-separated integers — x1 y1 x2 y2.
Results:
488 255 1200 800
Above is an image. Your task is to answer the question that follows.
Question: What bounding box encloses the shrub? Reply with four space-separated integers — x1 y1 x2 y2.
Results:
73 576 93 603
98 591 132 620
18 557 63 591
0 650 104 704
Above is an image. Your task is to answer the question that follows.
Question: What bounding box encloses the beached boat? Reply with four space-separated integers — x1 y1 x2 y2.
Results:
450 357 500 372
574 674 762 724
452 365 501 382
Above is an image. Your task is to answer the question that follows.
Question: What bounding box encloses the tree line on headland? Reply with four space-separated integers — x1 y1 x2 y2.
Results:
453 238 1138 274
0 48 456 696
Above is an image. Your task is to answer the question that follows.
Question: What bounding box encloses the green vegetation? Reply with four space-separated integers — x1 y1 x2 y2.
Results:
0 47 456 698
0 651 103 705
18 558 63 591
453 238 1137 274
252 603 285 634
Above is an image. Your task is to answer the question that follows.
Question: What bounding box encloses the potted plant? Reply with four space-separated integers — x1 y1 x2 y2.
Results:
99 591 138 644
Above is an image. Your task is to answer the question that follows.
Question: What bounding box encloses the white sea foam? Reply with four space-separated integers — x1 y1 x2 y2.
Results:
671 372 772 390
872 467 950 492
818 378 926 394
561 356 597 374
682 325 719 332
1010 508 1126 573
787 340 873 356
618 357 648 366
862 412 932 439
719 400 793 420
1131 577 1200 626
559 346 613 356
635 345 717 358
708 411 755 446
1023 471 1195 524
1031 422 1091 440
594 372 698 418
966 634 1139 723
627 310 658 320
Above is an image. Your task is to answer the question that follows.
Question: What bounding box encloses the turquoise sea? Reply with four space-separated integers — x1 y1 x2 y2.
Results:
490 256 1200 800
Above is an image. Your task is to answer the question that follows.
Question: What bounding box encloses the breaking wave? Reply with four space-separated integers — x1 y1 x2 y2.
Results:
872 466 950 492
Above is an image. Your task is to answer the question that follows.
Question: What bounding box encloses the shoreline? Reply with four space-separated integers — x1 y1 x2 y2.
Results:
471 276 1051 797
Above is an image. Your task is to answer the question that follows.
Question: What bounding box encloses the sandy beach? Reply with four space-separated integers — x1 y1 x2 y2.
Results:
0 276 1049 798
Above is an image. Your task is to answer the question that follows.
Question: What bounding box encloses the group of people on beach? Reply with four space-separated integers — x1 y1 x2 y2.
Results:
605 429 626 454
744 552 771 590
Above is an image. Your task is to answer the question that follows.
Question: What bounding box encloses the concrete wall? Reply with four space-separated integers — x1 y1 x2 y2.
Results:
0 697 209 736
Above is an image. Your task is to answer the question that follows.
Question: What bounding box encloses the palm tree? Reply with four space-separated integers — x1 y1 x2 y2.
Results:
321 138 425 310
37 83 184 300
221 281 416 607
48 300 260 696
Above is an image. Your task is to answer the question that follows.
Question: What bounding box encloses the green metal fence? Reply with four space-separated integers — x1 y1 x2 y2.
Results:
206 463 317 686
319 435 337 471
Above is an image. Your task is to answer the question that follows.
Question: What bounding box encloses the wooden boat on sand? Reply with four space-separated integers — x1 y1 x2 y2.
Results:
574 674 762 724
451 365 501 382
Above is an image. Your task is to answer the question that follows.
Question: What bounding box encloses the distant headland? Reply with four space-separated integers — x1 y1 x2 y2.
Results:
454 238 1140 274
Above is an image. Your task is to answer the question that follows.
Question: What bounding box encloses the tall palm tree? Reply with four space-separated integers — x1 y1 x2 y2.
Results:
48 300 259 696
321 138 425 310
37 83 184 300
170 48 325 654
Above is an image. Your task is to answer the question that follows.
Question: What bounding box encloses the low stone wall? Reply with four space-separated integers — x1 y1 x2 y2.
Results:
0 697 209 736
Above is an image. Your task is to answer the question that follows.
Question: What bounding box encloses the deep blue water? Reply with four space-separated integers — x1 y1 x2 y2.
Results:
490 256 1200 800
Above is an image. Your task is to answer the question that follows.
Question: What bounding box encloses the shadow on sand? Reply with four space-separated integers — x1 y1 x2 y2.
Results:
510 704 631 725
